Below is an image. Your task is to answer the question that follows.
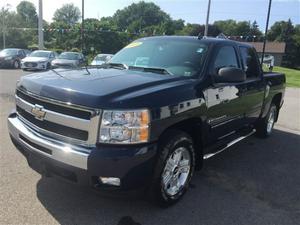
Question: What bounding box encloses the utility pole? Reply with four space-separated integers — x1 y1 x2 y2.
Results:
204 0 211 36
261 0 272 66
38 0 44 49
2 11 5 49
1 4 10 49
81 0 85 52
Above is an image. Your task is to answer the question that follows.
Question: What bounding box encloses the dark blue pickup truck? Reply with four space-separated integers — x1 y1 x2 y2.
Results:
8 36 285 206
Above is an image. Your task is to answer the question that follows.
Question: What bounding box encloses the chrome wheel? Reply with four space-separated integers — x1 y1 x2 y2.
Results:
162 147 191 197
267 106 276 134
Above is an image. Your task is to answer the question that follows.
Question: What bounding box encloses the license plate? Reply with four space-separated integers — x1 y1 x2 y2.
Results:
28 63 33 67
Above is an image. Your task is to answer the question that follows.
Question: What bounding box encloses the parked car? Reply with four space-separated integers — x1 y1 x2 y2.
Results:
8 36 285 206
91 54 113 65
21 50 57 71
51 52 86 68
0 48 26 69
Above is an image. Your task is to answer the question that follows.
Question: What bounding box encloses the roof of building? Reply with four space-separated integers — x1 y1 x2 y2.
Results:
245 42 286 53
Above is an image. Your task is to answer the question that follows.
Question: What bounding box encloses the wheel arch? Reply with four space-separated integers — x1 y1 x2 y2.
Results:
157 118 204 170
271 93 283 121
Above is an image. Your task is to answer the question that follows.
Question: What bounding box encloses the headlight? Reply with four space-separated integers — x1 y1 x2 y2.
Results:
4 56 12 60
99 109 150 144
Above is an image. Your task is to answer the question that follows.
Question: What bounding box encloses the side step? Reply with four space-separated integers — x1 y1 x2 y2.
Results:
203 129 256 160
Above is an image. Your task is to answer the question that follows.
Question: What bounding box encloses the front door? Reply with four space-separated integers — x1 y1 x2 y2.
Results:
205 44 247 142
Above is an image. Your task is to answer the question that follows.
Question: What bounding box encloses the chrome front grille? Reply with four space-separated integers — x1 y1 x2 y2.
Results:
15 89 101 147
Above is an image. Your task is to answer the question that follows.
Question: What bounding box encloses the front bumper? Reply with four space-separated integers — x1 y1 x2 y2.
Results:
8 112 158 192
21 61 48 70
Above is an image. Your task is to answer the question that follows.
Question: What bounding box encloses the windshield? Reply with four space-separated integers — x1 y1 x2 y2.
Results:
0 49 18 56
58 52 80 60
110 39 208 76
30 51 50 58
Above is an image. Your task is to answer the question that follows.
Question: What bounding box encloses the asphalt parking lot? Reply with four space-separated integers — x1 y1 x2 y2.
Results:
0 69 300 225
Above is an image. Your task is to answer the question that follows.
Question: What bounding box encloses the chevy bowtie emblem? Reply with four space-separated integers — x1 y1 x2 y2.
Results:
31 104 46 120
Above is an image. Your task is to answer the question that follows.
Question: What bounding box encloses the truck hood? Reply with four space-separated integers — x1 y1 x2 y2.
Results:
17 68 193 109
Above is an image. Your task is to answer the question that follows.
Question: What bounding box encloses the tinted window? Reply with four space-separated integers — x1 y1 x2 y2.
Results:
239 47 260 78
213 46 239 73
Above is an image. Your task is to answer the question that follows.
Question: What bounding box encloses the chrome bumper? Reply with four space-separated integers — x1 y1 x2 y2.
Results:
8 114 90 170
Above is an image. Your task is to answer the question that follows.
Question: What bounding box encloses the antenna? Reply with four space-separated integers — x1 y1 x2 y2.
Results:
261 0 272 66
204 0 212 36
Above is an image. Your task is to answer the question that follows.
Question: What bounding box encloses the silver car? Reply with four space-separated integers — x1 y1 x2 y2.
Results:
21 50 57 71
51 52 86 68
91 54 114 66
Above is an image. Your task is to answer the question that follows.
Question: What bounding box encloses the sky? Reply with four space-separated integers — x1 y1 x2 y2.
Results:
2 0 300 30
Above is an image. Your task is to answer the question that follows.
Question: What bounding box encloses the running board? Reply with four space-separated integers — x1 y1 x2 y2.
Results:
203 129 256 160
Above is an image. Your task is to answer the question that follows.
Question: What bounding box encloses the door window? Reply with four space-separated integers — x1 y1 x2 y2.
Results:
213 46 239 73
239 47 260 78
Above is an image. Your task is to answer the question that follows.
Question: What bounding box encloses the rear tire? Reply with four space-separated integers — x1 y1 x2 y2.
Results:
256 103 277 138
148 130 195 207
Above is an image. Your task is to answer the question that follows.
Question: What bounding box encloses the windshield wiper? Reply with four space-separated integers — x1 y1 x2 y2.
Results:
105 62 129 70
128 66 173 75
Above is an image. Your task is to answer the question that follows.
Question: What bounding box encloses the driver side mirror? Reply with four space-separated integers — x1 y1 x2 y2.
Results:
214 67 246 83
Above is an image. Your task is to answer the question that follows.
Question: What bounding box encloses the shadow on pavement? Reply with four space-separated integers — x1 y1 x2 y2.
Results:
36 128 300 225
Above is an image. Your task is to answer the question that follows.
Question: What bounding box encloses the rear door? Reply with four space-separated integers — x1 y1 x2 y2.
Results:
205 44 247 141
239 46 265 124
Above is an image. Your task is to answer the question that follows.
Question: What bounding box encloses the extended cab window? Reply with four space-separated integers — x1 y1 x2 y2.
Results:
213 46 239 74
239 47 260 78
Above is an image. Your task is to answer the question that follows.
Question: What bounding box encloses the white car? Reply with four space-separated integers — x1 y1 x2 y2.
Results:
91 54 114 66
21 50 57 71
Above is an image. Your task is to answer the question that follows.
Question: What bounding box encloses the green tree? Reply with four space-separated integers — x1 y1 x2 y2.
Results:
53 3 81 26
213 19 262 39
249 21 262 37
0 5 33 49
83 18 129 54
267 19 295 42
213 20 237 35
178 23 221 37
16 1 37 27
268 19 298 68
112 1 171 32
46 21 80 50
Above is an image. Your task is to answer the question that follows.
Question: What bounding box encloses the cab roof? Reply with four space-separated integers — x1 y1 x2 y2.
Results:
138 35 254 48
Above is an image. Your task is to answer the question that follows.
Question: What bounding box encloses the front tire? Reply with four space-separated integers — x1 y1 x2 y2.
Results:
256 103 277 138
149 130 195 207
13 60 20 69
46 63 51 70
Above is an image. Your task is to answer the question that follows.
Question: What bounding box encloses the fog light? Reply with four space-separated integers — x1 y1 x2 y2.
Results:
99 177 120 186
